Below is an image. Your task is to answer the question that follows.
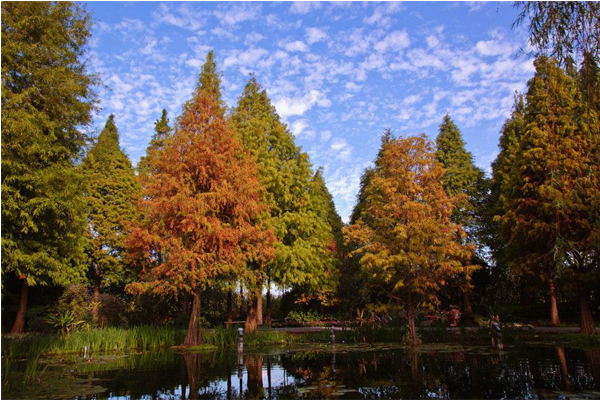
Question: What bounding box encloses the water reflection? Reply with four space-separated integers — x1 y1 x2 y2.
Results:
4 344 600 399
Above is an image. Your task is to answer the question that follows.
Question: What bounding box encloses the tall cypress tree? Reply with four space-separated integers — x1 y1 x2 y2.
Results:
231 77 335 330
1 2 97 333
435 115 484 319
81 115 140 323
501 56 599 333
138 109 172 177
344 134 476 344
126 53 274 345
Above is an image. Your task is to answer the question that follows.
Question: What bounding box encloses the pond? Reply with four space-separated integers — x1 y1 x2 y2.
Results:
3 343 600 399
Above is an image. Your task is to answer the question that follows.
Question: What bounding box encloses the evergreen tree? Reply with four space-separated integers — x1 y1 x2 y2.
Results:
501 57 599 333
138 109 172 177
126 53 274 345
230 77 335 330
345 134 476 344
435 115 484 319
81 115 140 323
487 95 535 308
1 2 97 333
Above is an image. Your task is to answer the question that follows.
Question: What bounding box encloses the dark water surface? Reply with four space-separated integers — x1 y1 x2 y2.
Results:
4 343 600 399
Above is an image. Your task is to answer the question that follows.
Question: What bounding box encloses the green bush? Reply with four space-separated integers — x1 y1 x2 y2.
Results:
286 310 321 323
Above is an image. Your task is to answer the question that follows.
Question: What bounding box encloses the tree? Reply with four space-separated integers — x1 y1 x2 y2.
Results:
513 1 599 64
501 57 600 334
1 2 97 333
126 53 274 345
138 109 173 177
230 77 335 330
434 115 484 320
81 115 140 324
344 134 475 344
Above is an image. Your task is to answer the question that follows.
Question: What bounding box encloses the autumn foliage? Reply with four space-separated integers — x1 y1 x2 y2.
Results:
344 134 477 344
126 88 274 345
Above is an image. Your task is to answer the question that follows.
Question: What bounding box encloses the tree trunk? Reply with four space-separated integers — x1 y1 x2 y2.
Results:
245 293 259 333
257 288 263 325
239 282 245 320
184 288 202 346
226 289 233 326
548 271 561 326
577 282 595 334
11 280 29 334
556 346 572 391
182 295 189 316
266 276 272 327
92 269 101 324
406 290 418 345
463 288 474 322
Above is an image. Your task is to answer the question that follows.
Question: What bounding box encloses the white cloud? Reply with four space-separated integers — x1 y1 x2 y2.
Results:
283 40 309 52
291 119 309 137
306 27 328 45
466 2 486 12
290 1 322 14
211 27 236 40
153 3 206 31
364 2 404 27
426 35 440 49
274 90 331 118
245 32 265 44
402 94 422 106
223 48 268 69
330 138 352 160
186 58 203 69
345 82 362 92
475 39 513 57
214 3 260 26
374 30 410 53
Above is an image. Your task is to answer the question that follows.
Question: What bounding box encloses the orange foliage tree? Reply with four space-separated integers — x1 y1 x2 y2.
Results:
126 72 273 346
344 134 476 344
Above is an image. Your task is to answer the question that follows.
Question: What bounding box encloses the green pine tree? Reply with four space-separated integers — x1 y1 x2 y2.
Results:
138 109 172 177
1 2 97 333
435 115 484 319
231 76 335 328
435 115 486 229
501 56 599 332
81 115 140 323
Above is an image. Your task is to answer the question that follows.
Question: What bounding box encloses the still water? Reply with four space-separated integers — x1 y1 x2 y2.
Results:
4 344 600 399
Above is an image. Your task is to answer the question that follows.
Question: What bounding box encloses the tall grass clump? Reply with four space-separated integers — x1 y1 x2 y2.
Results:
2 325 186 359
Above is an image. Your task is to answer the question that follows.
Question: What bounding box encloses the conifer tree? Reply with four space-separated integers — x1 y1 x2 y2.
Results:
1 2 97 333
138 109 172 177
230 77 335 330
435 115 484 319
81 115 140 323
126 53 274 345
501 57 599 333
345 134 475 344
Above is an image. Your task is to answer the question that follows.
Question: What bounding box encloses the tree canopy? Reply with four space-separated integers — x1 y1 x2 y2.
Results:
1 2 97 333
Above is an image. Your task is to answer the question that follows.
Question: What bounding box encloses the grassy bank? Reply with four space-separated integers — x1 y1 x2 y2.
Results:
2 325 187 358
4 325 600 361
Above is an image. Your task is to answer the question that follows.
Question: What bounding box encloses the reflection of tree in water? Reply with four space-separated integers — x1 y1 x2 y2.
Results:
6 346 600 399
585 349 600 391
245 354 264 399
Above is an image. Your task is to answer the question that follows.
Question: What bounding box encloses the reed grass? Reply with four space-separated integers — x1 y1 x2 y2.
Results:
2 325 186 359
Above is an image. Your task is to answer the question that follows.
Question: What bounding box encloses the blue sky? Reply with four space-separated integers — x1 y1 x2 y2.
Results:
85 1 535 222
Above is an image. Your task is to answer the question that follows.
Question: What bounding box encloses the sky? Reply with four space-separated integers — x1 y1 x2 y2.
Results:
85 1 535 222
